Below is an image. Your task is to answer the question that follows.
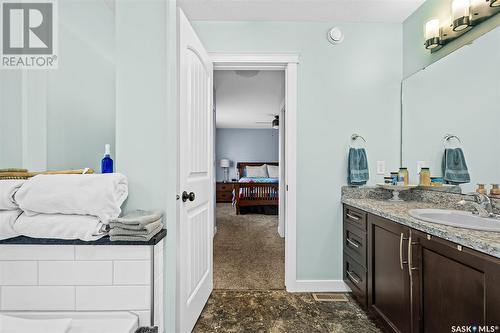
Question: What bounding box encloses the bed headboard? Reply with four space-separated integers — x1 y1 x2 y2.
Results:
237 162 278 178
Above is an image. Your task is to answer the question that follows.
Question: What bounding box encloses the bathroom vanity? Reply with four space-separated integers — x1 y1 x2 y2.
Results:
342 189 500 333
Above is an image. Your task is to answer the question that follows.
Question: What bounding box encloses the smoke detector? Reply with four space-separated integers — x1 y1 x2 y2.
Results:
327 27 344 45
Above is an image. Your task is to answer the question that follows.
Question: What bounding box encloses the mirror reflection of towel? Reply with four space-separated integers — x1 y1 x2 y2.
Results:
442 148 470 185
348 148 369 185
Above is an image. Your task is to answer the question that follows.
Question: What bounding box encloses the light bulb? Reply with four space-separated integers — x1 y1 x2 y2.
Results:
451 0 471 31
424 19 441 49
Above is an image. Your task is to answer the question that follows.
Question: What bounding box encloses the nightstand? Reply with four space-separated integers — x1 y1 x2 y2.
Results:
216 182 236 203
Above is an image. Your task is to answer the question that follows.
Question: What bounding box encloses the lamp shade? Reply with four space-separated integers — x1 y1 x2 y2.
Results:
220 159 230 168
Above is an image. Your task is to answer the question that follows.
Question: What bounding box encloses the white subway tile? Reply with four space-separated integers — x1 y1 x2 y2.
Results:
39 261 112 285
0 245 74 260
75 286 150 310
113 261 150 285
75 246 150 260
1 286 75 310
0 261 37 285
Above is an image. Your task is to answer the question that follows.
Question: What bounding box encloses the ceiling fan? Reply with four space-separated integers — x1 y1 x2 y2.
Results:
255 115 279 129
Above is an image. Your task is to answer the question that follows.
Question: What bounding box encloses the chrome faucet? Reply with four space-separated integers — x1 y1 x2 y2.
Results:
458 192 496 218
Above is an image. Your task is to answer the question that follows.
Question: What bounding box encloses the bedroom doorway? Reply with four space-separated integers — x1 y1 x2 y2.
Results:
211 53 299 292
213 69 285 290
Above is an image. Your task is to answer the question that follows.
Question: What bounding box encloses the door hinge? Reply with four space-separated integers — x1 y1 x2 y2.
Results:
286 185 289 191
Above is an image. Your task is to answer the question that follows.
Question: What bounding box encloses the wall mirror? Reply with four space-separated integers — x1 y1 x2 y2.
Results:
401 26 499 193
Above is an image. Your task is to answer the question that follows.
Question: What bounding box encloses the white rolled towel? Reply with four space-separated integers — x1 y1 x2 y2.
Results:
0 179 26 210
15 173 128 223
14 213 107 241
0 210 21 240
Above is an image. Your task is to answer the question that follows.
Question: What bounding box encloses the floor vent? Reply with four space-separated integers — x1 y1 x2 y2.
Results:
312 293 349 302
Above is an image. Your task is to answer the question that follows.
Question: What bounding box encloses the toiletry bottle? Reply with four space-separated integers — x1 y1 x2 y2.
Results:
101 144 114 174
399 168 409 186
391 172 399 185
490 184 500 198
476 184 486 195
419 168 431 186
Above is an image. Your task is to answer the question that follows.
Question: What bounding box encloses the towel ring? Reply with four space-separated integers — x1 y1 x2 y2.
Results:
350 133 367 148
443 134 462 148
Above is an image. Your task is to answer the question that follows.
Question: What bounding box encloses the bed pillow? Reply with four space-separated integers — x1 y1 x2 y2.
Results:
245 165 268 178
267 164 279 178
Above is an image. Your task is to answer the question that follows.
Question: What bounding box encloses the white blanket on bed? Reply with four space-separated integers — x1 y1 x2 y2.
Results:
0 180 25 210
14 213 107 241
0 210 21 240
15 174 128 223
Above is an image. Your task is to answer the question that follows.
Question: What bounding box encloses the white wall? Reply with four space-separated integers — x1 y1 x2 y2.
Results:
215 70 285 128
402 27 500 192
216 128 279 181
193 21 402 281
0 72 23 168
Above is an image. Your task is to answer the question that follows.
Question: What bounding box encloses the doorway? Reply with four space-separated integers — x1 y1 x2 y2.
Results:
213 69 285 290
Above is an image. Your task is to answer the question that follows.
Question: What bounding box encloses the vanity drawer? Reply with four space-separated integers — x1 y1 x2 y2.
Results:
344 205 367 231
344 221 367 268
344 253 367 306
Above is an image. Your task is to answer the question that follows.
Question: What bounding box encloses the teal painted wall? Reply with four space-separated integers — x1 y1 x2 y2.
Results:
193 21 402 280
403 0 500 77
115 1 177 332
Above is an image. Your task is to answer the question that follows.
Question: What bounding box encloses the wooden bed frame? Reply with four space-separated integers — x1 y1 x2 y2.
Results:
234 162 279 215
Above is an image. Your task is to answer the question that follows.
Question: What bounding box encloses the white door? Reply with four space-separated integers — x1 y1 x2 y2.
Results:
177 8 214 333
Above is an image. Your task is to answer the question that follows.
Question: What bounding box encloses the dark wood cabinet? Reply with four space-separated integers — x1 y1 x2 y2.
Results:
343 204 500 333
367 214 411 333
216 182 235 203
410 229 500 333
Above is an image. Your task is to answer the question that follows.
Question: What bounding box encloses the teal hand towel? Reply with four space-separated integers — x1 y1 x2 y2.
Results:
348 148 369 185
442 148 470 185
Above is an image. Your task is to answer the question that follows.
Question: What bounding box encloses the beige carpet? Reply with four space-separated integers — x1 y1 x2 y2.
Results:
214 203 285 290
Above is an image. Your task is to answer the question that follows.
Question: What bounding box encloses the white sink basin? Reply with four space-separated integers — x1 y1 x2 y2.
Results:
409 209 500 232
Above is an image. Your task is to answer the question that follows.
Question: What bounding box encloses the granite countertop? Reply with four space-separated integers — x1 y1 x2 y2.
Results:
0 229 167 246
342 197 500 259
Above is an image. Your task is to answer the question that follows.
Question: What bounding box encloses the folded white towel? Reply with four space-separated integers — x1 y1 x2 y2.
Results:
0 210 21 240
0 314 72 333
0 179 26 210
14 213 107 241
15 174 128 223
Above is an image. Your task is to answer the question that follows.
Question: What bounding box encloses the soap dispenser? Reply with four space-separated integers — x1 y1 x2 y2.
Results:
101 144 114 174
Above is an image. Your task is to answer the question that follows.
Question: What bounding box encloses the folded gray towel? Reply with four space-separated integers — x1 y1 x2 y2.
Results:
110 210 163 228
348 148 369 185
442 148 470 185
110 225 163 242
110 220 163 236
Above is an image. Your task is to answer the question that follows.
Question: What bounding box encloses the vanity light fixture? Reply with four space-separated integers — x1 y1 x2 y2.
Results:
424 18 441 49
424 0 499 52
451 0 471 31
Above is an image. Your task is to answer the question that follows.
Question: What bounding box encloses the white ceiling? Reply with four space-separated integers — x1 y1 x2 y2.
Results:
215 70 285 129
178 0 425 23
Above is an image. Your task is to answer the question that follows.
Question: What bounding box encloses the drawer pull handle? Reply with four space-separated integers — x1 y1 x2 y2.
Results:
399 232 408 270
347 238 360 248
346 270 360 284
346 213 360 221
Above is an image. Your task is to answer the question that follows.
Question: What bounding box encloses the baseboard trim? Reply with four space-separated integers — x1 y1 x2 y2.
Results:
288 280 351 293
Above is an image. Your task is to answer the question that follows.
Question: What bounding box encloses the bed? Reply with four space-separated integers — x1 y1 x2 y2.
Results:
233 162 279 215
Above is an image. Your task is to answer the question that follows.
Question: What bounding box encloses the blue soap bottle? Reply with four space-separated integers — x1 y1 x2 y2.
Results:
101 144 113 173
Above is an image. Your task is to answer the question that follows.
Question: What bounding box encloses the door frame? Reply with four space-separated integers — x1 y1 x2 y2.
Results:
211 52 299 291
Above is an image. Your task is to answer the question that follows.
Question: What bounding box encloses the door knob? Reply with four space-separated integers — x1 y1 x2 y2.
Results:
182 191 195 202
